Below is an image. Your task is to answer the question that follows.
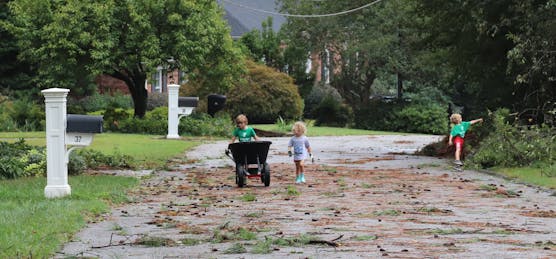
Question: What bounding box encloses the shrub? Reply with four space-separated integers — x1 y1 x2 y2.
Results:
226 60 303 123
74 149 135 171
10 97 45 131
68 151 87 175
470 109 556 168
313 95 353 127
179 112 233 137
68 92 133 113
0 139 40 179
0 157 25 179
392 103 447 134
102 106 133 132
147 92 168 111
117 107 167 134
304 84 342 119
354 100 446 134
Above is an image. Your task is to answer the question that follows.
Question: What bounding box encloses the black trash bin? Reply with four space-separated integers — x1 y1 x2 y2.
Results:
207 94 226 117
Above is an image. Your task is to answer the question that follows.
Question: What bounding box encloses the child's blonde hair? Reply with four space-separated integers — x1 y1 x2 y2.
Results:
292 121 307 135
235 114 248 124
450 113 462 124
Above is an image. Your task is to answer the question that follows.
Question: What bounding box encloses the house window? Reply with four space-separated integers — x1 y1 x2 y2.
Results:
179 70 188 84
151 66 163 92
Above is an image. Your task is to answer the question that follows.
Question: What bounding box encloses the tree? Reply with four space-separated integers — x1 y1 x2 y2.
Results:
417 0 555 118
279 0 431 110
239 17 284 70
0 0 35 95
8 0 242 117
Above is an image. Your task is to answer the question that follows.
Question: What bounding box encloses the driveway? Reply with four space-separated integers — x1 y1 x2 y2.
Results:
58 135 556 258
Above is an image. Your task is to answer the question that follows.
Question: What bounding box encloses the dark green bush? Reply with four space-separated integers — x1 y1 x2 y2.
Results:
0 139 43 179
68 92 133 113
10 97 45 131
179 113 233 137
354 100 446 134
0 157 25 179
74 149 135 171
117 107 167 134
226 60 303 123
102 106 133 132
304 84 342 119
313 95 353 127
68 151 87 175
392 104 447 134
147 92 168 111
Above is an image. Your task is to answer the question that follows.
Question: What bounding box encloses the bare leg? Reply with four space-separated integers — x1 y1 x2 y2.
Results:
295 161 301 178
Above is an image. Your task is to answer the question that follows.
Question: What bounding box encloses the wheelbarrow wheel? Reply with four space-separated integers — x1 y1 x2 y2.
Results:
236 164 246 188
262 162 270 187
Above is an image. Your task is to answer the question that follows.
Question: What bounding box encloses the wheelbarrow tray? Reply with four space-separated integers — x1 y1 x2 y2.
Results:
228 141 272 165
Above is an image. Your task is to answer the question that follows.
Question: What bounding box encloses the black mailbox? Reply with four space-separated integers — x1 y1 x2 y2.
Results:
66 114 103 133
207 94 226 117
178 97 199 108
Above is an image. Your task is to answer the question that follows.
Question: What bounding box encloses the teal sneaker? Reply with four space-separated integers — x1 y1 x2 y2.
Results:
300 174 306 183
295 175 301 184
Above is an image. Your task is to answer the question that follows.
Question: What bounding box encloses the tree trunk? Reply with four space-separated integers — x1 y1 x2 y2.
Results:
130 73 147 118
110 69 148 118
397 72 403 100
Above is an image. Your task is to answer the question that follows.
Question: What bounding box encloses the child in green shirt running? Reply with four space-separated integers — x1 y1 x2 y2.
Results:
230 114 259 143
448 113 483 166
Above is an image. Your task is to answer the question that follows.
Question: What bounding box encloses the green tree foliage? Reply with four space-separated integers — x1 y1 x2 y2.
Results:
417 0 555 118
7 0 242 117
0 0 35 94
226 60 303 123
239 17 284 70
505 1 556 121
279 0 433 110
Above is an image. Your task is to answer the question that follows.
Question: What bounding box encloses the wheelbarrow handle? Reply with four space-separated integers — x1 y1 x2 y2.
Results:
225 148 234 161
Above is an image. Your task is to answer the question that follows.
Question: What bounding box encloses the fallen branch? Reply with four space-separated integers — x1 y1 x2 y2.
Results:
308 235 344 247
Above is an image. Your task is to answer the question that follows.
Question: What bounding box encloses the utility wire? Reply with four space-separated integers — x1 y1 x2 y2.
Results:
221 0 385 18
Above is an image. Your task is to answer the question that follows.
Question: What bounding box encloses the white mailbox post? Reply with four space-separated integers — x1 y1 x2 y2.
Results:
167 84 198 139
42 88 103 198
42 88 71 198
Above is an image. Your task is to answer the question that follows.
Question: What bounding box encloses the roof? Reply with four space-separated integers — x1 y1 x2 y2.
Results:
219 0 286 39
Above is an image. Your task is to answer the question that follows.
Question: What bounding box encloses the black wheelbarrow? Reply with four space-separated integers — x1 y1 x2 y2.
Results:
225 141 272 187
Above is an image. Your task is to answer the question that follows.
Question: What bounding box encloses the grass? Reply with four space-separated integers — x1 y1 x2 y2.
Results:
240 193 257 202
252 123 405 136
0 175 139 258
351 235 377 241
492 167 556 189
0 132 201 168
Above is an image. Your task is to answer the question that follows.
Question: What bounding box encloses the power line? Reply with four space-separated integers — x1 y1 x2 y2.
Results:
221 0 385 18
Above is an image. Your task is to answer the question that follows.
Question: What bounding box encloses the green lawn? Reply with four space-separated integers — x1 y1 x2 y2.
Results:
0 175 139 258
0 132 202 168
252 124 408 136
493 167 556 189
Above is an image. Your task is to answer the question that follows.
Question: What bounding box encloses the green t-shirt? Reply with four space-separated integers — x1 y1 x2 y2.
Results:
232 127 257 142
450 121 471 138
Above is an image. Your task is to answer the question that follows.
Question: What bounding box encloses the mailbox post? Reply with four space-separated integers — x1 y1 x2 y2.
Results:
167 84 180 139
42 88 71 198
167 84 198 139
42 88 103 198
